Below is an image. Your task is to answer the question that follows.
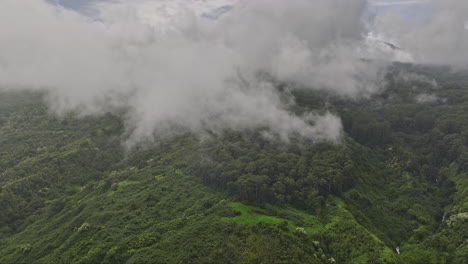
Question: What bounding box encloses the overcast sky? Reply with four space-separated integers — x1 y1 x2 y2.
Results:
52 0 430 17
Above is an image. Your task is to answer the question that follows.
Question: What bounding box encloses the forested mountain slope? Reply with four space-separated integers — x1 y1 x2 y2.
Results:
0 66 467 263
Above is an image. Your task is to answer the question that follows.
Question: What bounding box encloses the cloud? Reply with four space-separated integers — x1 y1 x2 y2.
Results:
369 0 429 7
0 0 400 146
415 93 445 104
374 0 468 67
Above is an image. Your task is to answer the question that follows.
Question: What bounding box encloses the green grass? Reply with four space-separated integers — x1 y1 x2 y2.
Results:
107 180 141 196
223 202 325 233
222 202 287 225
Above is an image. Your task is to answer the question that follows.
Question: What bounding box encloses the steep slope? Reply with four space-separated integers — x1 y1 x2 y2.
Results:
0 66 467 263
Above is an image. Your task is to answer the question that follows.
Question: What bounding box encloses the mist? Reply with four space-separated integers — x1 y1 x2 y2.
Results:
0 0 464 146
374 0 468 67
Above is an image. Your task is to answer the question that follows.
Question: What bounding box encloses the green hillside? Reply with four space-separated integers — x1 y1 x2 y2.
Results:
0 66 467 263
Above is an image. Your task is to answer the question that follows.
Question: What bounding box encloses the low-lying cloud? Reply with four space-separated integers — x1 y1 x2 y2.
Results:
415 93 445 104
0 0 464 146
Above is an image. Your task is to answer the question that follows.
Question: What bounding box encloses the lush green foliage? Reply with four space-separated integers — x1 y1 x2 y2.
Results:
0 65 467 263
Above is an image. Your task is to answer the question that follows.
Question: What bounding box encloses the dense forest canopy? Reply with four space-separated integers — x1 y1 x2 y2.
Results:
0 64 466 263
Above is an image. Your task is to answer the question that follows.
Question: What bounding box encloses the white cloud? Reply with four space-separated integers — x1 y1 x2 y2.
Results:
2 0 383 146
1 0 463 147
369 0 429 7
374 0 468 67
415 93 444 104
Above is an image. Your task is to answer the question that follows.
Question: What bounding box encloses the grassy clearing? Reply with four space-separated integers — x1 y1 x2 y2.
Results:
107 180 141 196
222 202 325 233
222 202 287 225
